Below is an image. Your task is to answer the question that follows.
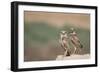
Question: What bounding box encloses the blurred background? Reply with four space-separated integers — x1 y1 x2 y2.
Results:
24 11 90 62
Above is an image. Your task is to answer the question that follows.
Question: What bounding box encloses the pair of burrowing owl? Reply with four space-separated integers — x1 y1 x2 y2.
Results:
59 28 83 57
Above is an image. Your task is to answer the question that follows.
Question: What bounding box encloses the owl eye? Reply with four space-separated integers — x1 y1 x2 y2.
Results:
60 31 67 34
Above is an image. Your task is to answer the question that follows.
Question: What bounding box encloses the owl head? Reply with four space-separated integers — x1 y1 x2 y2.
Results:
70 27 74 31
60 30 67 35
70 27 75 33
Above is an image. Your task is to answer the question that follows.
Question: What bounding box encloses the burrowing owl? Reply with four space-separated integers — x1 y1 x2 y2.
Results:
59 30 71 56
69 28 83 54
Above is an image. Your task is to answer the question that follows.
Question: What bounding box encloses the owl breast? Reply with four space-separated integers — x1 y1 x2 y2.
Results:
62 37 68 44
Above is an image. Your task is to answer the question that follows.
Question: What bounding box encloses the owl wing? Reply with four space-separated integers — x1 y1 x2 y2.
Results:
59 39 68 51
71 36 83 48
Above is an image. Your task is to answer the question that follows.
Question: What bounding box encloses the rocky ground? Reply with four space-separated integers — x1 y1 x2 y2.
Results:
56 54 90 60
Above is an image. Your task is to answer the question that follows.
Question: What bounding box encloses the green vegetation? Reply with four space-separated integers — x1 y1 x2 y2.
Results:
24 22 90 53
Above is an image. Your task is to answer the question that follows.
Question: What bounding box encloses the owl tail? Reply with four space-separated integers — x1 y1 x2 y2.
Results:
79 44 83 48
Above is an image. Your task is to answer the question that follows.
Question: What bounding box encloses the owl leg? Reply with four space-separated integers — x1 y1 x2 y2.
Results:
63 48 68 57
63 49 70 57
73 47 77 55
78 48 82 54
